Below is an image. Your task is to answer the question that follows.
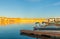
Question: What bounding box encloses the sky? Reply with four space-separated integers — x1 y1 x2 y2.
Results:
0 0 60 18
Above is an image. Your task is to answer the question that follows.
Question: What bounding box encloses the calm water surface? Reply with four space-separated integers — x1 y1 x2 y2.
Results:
0 24 36 39
0 24 59 39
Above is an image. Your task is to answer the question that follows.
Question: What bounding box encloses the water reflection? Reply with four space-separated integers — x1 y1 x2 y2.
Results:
0 24 60 39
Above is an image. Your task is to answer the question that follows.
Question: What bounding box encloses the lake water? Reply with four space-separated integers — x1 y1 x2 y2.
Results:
0 24 60 39
0 24 36 39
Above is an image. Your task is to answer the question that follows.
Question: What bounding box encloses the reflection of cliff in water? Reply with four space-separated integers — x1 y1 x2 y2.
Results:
20 32 60 39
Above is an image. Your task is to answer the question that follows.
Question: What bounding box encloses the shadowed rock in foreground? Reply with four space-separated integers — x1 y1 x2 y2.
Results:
20 30 60 39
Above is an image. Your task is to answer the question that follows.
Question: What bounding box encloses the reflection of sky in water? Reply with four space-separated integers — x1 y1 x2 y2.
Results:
0 24 60 39
0 24 35 39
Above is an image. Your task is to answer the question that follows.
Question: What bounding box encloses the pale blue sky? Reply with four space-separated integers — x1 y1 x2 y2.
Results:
0 0 60 18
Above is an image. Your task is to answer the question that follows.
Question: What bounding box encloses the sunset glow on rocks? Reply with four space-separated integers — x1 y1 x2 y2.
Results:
0 17 48 25
0 17 60 26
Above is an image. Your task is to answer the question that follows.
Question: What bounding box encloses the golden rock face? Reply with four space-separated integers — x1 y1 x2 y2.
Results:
0 17 60 26
0 17 21 25
0 17 48 25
